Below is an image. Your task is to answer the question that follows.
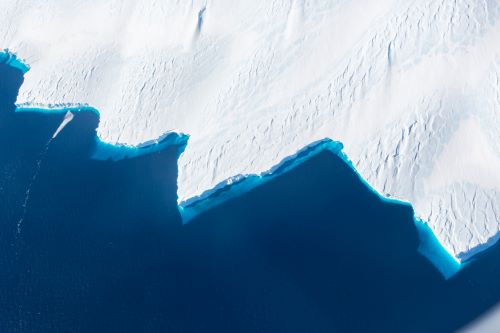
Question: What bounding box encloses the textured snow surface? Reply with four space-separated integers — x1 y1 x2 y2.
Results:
2 0 500 261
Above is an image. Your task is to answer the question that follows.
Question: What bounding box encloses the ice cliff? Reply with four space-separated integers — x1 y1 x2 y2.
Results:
1 0 500 262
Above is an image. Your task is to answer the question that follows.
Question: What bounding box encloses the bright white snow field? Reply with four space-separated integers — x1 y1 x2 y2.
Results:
1 0 500 263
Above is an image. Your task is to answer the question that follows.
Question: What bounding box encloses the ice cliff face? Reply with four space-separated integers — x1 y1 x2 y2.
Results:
1 0 500 262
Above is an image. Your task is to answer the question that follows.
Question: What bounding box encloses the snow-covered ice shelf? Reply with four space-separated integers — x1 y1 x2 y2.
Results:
2 0 500 264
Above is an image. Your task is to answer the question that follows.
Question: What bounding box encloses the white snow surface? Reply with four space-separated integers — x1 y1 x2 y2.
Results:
2 0 500 261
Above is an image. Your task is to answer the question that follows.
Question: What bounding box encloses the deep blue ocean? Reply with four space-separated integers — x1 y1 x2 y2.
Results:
1 61 500 333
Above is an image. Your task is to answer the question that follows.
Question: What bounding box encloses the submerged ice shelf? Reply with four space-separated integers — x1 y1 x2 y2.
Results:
2 0 500 265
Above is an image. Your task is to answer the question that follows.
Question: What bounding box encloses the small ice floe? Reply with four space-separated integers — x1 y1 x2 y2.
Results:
52 111 74 139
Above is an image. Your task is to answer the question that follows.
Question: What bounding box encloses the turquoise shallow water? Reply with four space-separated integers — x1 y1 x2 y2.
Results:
1 56 500 333
416 219 462 279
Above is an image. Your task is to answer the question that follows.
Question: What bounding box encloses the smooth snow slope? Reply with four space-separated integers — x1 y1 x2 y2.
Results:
2 0 500 262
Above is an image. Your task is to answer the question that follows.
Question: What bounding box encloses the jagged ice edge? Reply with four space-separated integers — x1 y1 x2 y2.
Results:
1 51 462 279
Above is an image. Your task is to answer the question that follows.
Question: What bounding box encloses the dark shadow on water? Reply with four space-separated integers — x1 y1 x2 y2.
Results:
1 64 500 333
